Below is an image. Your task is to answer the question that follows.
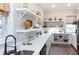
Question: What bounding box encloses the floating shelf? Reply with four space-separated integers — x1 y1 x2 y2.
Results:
42 20 64 22
14 8 42 33
15 28 40 33
15 8 42 19
53 41 69 44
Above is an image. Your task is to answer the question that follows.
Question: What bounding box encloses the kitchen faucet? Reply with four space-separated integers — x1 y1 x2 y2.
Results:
4 35 17 55
36 30 42 37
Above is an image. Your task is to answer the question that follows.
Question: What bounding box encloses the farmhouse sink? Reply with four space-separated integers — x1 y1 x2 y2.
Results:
15 50 34 55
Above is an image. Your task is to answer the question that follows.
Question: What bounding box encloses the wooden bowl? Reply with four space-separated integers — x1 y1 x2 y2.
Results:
24 19 33 29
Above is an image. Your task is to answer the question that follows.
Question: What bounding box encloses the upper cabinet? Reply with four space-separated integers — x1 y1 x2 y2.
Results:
0 3 10 15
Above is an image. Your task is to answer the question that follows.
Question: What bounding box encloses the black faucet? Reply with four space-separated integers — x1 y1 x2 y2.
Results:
36 31 42 37
4 35 17 55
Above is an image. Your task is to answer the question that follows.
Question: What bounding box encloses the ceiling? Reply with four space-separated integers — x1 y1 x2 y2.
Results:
38 3 79 11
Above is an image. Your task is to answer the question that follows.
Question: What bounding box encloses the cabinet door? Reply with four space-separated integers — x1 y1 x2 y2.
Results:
46 40 51 55
70 34 77 49
72 35 77 49
69 34 72 44
46 36 52 55
49 34 54 43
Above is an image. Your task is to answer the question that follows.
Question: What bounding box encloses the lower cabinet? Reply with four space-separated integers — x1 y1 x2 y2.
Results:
53 34 69 44
40 44 47 55
46 39 51 55
46 35 52 55
70 34 77 49
40 42 51 55
40 36 52 55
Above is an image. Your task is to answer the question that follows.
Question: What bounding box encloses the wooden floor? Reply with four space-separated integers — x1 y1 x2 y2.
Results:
49 44 77 55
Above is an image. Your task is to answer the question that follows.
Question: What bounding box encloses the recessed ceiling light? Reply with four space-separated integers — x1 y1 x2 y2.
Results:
52 4 56 8
67 3 71 7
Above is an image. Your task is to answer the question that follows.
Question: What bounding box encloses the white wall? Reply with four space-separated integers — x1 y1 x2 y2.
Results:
44 10 76 21
6 4 14 35
6 3 44 33
13 3 44 18
6 3 44 40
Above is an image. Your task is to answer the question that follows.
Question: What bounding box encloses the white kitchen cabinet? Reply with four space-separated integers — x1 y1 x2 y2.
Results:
70 34 77 49
46 35 52 55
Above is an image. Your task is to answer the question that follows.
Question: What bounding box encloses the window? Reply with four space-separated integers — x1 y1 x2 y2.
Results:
0 14 5 38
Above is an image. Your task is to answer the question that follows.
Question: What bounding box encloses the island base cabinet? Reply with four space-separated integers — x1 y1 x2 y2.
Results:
46 38 52 55
40 44 47 55
69 34 77 49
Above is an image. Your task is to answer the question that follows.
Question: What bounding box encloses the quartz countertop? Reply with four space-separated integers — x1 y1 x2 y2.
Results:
0 32 52 55
16 32 52 55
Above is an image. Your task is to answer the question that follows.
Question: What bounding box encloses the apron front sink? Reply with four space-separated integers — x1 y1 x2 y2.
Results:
15 50 34 55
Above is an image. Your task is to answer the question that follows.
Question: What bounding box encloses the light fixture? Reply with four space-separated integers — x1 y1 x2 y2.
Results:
52 4 56 8
67 3 71 7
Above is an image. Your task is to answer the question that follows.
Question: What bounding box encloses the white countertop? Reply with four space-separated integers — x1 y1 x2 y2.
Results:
0 27 77 55
0 38 13 45
16 32 52 55
0 32 52 55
